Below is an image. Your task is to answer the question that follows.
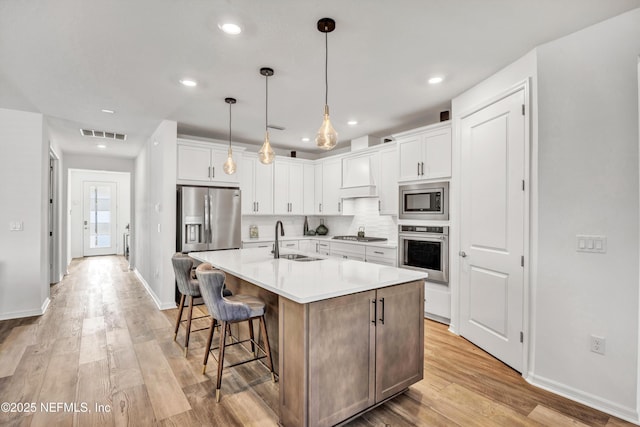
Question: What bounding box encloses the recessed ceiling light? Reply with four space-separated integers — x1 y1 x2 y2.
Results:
301 137 310 142
219 23 242 35
428 76 444 84
347 120 358 126
180 79 197 87
96 144 107 149
101 109 115 114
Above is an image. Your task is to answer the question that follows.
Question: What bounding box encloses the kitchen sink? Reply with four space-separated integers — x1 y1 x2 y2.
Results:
280 254 322 262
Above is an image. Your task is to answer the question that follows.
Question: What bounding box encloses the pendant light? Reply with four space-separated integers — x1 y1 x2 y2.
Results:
315 18 338 150
258 67 275 164
223 97 237 175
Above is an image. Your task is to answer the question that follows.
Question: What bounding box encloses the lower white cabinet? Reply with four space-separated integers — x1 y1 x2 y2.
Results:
424 281 451 322
279 240 299 250
242 241 274 249
365 246 397 267
298 239 314 253
330 242 366 262
316 241 330 255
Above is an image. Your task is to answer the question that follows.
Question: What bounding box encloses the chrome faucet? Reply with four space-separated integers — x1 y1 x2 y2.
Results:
273 220 285 259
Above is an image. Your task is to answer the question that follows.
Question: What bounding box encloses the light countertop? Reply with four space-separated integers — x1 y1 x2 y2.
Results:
242 235 398 249
190 247 425 304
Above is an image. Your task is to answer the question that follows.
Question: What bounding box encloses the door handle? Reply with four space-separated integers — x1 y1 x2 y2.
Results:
417 162 420 176
379 297 385 324
256 201 259 212
459 251 467 258
421 162 425 176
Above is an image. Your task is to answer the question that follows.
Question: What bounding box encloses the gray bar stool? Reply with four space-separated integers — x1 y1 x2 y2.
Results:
196 263 275 402
171 253 231 357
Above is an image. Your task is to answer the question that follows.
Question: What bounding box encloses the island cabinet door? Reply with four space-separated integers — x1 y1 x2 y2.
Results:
307 290 376 427
375 280 424 402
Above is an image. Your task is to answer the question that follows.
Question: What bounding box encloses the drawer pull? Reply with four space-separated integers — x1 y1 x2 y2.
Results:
373 251 384 255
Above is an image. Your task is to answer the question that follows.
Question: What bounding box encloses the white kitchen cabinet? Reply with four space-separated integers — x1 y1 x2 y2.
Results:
239 153 273 215
322 157 343 215
314 163 323 215
243 241 274 249
177 141 239 184
279 240 299 250
303 163 315 215
316 241 330 255
330 242 366 262
341 150 380 194
365 246 397 267
377 144 398 215
424 281 451 323
274 159 304 215
396 122 451 182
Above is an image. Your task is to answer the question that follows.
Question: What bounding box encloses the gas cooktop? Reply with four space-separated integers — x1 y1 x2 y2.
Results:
332 236 388 242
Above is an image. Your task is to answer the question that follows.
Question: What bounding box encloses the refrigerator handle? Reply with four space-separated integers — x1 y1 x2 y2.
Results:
204 193 210 243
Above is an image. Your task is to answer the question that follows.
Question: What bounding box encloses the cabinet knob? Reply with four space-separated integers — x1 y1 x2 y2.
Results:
459 251 467 258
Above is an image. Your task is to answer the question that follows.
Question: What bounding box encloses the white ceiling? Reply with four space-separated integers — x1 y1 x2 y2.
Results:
1 1 639 159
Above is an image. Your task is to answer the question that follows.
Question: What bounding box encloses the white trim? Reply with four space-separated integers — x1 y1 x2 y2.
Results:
133 268 176 310
528 374 639 424
0 297 50 321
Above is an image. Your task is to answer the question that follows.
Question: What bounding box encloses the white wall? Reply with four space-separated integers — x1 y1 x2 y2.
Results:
0 108 50 320
452 8 640 422
133 120 177 309
532 9 640 420
67 169 131 258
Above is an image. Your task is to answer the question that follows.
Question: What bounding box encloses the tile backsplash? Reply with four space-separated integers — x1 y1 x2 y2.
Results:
242 197 397 242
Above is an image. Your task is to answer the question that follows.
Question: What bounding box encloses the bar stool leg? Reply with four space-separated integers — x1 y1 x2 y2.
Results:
202 318 217 374
184 295 194 357
259 315 275 382
248 318 256 356
174 293 186 341
216 321 228 402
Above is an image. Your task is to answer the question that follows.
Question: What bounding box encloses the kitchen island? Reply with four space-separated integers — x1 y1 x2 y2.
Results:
191 247 427 427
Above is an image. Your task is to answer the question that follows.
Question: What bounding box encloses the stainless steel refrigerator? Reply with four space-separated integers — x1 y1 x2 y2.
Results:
176 186 241 253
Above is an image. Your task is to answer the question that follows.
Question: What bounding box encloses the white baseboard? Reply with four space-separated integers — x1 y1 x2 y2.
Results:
133 268 176 311
527 373 639 424
0 297 51 321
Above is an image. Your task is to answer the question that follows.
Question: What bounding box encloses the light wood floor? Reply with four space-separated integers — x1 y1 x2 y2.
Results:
0 255 635 426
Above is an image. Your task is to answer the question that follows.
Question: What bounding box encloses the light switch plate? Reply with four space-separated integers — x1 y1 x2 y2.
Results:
576 235 606 253
9 221 23 231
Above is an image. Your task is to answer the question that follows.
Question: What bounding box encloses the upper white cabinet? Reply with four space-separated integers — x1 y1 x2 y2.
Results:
378 144 398 215
177 139 240 184
396 122 451 182
321 157 343 215
239 153 273 215
274 158 304 215
303 163 315 215
314 163 323 215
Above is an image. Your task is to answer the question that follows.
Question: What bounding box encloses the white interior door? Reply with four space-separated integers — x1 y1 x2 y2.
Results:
459 88 526 372
83 181 117 256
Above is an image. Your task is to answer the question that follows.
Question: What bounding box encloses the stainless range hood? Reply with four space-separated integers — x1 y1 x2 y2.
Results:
340 136 379 198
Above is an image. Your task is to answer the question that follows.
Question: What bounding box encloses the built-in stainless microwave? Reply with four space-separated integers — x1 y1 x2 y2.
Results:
399 182 449 220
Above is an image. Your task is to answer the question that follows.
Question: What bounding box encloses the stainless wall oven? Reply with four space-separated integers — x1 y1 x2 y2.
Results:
398 225 448 284
399 181 449 220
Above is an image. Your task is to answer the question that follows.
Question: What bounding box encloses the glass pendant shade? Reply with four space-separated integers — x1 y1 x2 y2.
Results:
258 131 275 164
223 147 236 174
223 97 237 174
315 104 338 150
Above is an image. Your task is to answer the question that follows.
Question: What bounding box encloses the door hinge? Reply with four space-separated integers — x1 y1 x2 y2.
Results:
520 331 524 343
521 255 524 267
521 104 525 115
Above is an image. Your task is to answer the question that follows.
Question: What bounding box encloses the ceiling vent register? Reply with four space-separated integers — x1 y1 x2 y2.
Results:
80 129 127 141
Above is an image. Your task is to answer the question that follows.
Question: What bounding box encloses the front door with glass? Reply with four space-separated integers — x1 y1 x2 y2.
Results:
83 181 117 256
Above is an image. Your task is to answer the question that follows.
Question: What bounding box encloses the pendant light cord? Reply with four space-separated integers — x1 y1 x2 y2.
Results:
228 102 232 148
324 31 328 106
265 74 269 131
